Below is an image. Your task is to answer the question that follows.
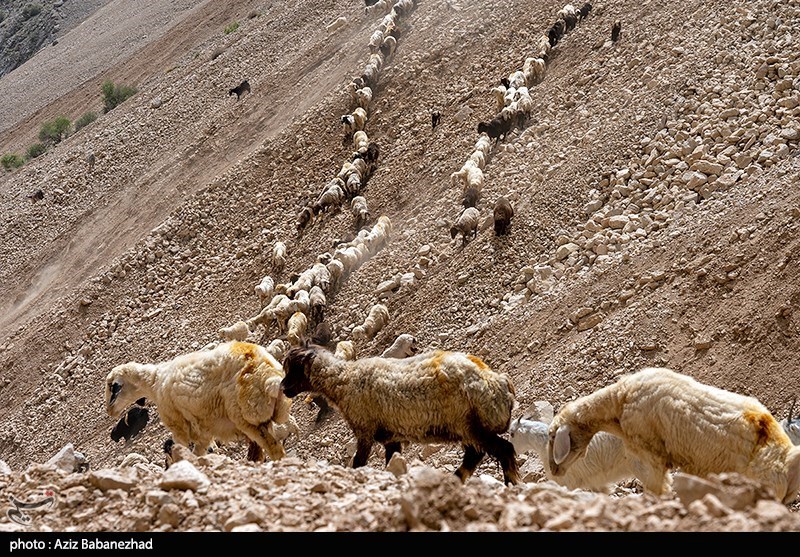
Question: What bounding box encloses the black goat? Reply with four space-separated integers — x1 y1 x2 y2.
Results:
110 406 149 444
228 79 251 100
563 12 578 32
27 189 44 202
548 20 565 47
462 186 481 209
431 110 441 130
500 77 511 89
579 2 592 20
477 111 523 145
493 197 514 236
611 20 621 42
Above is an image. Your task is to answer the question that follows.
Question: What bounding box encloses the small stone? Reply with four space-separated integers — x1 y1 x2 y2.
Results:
310 482 329 493
0 460 11 475
693 337 713 350
608 215 629 229
555 243 579 260
420 444 444 459
159 460 210 491
150 97 163 109
145 490 173 506
46 443 77 473
693 160 724 176
780 128 799 141
88 469 136 491
224 509 261 532
157 503 182 528
231 524 263 532
387 452 408 478
577 314 603 331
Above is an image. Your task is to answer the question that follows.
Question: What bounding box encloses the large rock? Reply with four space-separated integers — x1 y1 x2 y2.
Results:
88 469 136 491
0 460 11 475
159 460 210 491
46 443 77 473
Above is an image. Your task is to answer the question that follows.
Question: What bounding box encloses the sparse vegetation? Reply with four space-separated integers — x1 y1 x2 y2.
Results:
101 80 137 113
38 116 71 145
224 21 239 34
74 111 98 132
26 143 46 159
1 153 25 171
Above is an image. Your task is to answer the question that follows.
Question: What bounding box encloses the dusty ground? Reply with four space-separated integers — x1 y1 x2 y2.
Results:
0 0 799 532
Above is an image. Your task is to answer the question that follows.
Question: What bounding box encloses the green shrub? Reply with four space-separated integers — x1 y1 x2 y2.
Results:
224 21 239 34
101 80 137 113
1 153 25 171
21 3 42 20
38 116 71 145
74 111 98 132
26 143 46 159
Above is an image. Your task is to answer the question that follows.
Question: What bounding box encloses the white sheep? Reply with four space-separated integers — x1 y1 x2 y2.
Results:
523 57 546 85
334 340 357 361
507 70 527 90
286 311 308 346
272 241 287 272
314 181 345 213
381 35 397 58
535 35 551 60
380 333 418 358
219 320 250 342
368 52 384 72
326 16 348 33
509 403 640 493
491 85 507 112
450 207 480 246
548 367 800 504
280 346 520 484
255 276 275 306
309 285 327 324
368 29 384 52
365 0 392 16
266 339 290 362
474 133 492 157
351 196 371 230
105 342 297 460
345 173 363 198
353 130 369 152
352 303 390 342
450 160 484 191
353 107 368 131
326 258 345 291
467 149 486 170
356 87 373 110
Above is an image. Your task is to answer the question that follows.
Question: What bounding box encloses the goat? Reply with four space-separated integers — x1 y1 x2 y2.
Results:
493 197 514 236
229 80 251 100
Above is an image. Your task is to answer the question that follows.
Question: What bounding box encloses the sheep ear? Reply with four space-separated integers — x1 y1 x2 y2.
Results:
553 424 571 465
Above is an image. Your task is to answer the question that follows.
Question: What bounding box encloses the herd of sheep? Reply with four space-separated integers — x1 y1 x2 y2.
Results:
102 0 800 508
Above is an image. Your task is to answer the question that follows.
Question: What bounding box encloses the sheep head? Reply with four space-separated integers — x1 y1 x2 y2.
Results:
547 412 597 477
280 346 319 398
105 363 152 418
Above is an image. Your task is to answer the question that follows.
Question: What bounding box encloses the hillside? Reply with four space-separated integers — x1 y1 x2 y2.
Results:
1 0 799 532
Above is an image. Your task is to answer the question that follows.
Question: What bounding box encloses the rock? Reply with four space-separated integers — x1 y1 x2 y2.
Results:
686 171 708 190
555 243 579 260
46 443 77 473
672 473 758 510
420 444 444 459
231 524 263 532
753 499 790 521
150 97 163 109
577 314 602 331
224 509 262 532
693 160 724 176
120 453 149 468
608 215 629 229
693 337 713 350
780 128 799 141
157 503 182 528
453 105 473 123
159 460 210 491
0 460 11 475
88 469 136 491
387 452 408 478
145 490 174 506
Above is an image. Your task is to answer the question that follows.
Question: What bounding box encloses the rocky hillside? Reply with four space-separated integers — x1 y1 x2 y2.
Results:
0 0 799 532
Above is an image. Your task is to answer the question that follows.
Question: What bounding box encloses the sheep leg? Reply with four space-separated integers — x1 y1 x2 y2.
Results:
633 454 671 496
239 422 287 461
455 445 485 483
483 435 520 486
383 442 402 465
352 437 374 468
246 441 265 462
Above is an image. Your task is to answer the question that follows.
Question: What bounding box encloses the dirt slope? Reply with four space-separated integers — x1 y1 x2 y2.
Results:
1 0 799 532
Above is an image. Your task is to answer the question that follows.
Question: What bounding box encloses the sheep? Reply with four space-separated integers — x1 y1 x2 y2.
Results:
611 20 621 42
475 134 492 157
219 320 250 342
327 259 345 291
326 16 347 33
493 197 514 236
309 285 327 324
351 303 390 342
431 109 441 130
353 130 369 153
105 341 297 461
356 86 373 110
468 149 486 170
547 367 800 503
548 20 565 46
380 35 397 58
229 79 251 100
311 322 333 347
380 334 418 358
272 241 287 272
368 29 384 52
365 0 390 15
491 85 507 112
286 312 309 346
535 35 551 60
266 339 290 362
462 186 481 210
450 160 484 191
334 340 357 361
477 112 517 144
510 415 638 493
280 346 520 484
780 397 800 446
351 196 371 230
450 207 480 246
313 181 345 214
352 107 368 131
579 2 592 20
255 276 275 306
27 189 44 202
111 406 150 444
361 63 380 89
507 70 527 90
523 57 546 86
